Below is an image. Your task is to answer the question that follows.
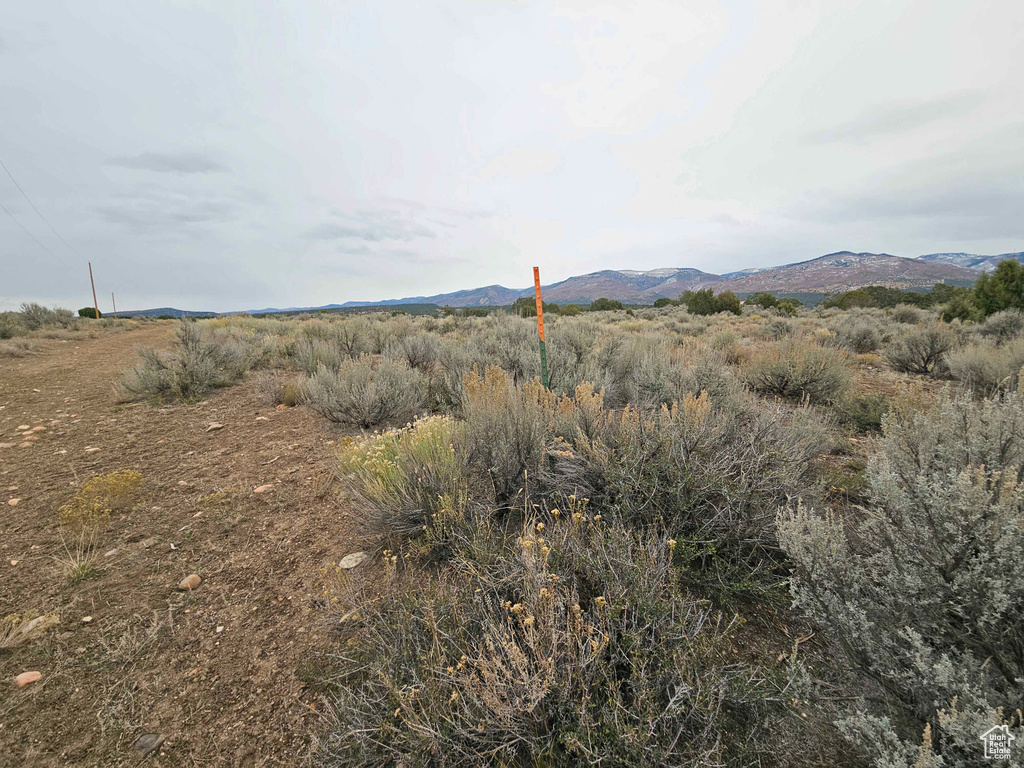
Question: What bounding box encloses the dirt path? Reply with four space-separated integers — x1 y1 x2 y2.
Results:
0 324 356 766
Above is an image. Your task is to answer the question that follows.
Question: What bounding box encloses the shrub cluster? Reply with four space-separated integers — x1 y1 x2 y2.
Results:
778 391 1024 766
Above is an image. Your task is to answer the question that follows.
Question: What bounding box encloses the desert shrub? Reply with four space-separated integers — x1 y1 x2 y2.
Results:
254 371 304 406
60 470 144 529
882 323 956 375
0 312 24 339
19 302 55 330
598 335 682 409
319 516 778 768
58 470 144 583
744 339 851 404
977 309 1024 344
78 307 101 319
834 392 889 433
764 317 794 340
119 321 250 402
778 390 1024 767
303 356 424 428
294 337 347 373
460 365 564 506
945 339 1024 396
833 317 882 353
0 338 37 358
889 304 923 325
394 332 439 370
426 340 475 413
338 415 468 549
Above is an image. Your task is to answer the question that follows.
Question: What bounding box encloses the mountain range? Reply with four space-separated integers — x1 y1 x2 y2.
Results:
335 251 1020 309
120 250 1023 316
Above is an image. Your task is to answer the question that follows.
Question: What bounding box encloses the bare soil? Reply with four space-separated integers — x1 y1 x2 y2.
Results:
0 324 359 767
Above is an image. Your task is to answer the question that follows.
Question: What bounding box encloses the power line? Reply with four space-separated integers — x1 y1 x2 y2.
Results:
0 157 84 262
0 197 75 269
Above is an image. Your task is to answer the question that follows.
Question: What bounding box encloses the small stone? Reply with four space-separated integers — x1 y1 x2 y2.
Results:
255 416 269 422
16 425 29 431
0 443 15 450
81 616 93 623
178 573 202 591
103 548 118 557
10 560 18 566
253 484 273 494
177 480 188 487
84 447 101 453
206 422 224 432
339 551 369 569
21 435 38 442
275 403 287 409
15 671 41 687
18 442 32 449
139 537 159 549
8 498 20 506
215 625 224 633
132 733 166 757
31 426 45 432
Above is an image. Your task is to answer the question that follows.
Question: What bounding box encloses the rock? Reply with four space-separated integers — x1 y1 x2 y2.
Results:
206 422 224 432
178 574 202 591
131 733 166 757
255 416 269 422
84 446 101 453
139 537 159 549
16 425 29 431
253 484 273 494
31 426 45 432
8 499 20 506
81 616 93 623
18 443 32 449
104 548 118 557
21 435 38 442
339 551 369 569
15 671 41 687
0 443 15 450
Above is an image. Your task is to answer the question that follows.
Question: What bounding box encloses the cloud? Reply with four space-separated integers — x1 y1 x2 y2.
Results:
305 209 437 242
105 151 227 174
805 91 987 145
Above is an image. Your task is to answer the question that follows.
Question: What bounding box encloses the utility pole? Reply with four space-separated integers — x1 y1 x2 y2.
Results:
533 267 549 388
88 262 99 319
111 292 118 319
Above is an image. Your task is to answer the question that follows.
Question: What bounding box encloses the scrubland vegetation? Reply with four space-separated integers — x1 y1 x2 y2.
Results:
10 264 1024 765
0 301 140 357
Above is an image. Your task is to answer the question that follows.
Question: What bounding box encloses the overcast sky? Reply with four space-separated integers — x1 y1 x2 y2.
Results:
2 1 1022 312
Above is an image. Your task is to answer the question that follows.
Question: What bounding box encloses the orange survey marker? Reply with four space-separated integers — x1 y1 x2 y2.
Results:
533 267 549 388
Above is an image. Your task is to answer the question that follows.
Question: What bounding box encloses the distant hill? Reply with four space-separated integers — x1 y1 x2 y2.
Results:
341 268 719 308
118 307 217 318
119 250 1019 315
915 252 1024 272
704 252 979 294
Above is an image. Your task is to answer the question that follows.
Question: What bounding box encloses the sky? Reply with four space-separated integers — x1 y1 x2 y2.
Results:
1 0 1022 312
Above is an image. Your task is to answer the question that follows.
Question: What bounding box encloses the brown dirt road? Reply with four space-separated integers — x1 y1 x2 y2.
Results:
0 325 358 766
